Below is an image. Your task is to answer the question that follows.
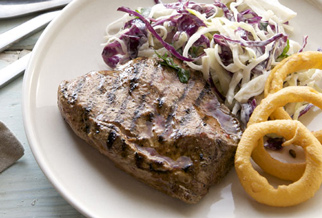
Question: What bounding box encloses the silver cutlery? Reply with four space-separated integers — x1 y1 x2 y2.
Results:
0 10 61 53
0 9 61 87
0 52 31 88
0 0 71 19
0 6 65 87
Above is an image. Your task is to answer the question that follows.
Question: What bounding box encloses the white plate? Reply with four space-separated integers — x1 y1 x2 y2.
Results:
23 0 322 217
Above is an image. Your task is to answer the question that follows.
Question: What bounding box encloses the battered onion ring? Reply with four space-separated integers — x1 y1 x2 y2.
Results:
248 86 322 181
235 120 322 207
264 51 322 122
265 51 322 96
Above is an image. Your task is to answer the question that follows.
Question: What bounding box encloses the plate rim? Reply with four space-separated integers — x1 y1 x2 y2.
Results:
22 0 94 216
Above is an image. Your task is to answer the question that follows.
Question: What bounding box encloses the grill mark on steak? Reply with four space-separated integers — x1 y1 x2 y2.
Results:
106 76 123 107
134 152 144 168
194 84 211 135
128 61 141 94
129 60 149 131
130 94 147 131
157 97 165 108
129 78 138 95
65 76 87 104
179 106 193 126
161 79 196 139
107 92 116 104
83 106 93 134
114 95 131 123
176 82 207 128
129 59 160 133
194 83 210 107
121 139 128 158
106 130 117 149
97 76 107 94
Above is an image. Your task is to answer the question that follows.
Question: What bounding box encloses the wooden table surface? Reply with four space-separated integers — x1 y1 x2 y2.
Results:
0 12 84 218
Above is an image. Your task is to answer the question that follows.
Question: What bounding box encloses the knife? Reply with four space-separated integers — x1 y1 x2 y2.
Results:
0 0 71 19
0 10 61 53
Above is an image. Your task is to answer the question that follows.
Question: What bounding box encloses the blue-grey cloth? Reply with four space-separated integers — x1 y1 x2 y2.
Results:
0 121 24 173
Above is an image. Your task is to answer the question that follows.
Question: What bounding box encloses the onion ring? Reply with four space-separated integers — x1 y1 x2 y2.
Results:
235 120 322 207
265 51 322 96
248 86 322 181
264 51 322 120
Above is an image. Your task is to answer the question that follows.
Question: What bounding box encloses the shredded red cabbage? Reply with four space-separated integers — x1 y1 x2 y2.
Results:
152 11 207 36
214 1 233 20
190 4 216 18
162 0 217 20
299 35 308 52
264 137 284 151
235 27 251 40
193 35 210 48
240 98 257 126
163 1 193 10
214 33 286 48
102 2 213 68
213 33 287 71
176 12 207 36
117 6 195 62
299 103 313 118
102 19 147 68
238 9 262 24
290 103 314 119
213 35 233 66
253 34 287 74
152 14 180 27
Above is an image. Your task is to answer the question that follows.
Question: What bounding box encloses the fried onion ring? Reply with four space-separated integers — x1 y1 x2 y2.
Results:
235 120 322 207
264 51 322 120
265 51 322 96
248 86 322 181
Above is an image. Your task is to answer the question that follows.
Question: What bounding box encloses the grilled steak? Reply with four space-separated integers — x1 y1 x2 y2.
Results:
57 57 242 204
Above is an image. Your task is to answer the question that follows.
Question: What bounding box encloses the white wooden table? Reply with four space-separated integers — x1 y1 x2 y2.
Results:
0 13 84 218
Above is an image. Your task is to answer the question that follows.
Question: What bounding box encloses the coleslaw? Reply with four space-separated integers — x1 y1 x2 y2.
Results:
102 0 320 125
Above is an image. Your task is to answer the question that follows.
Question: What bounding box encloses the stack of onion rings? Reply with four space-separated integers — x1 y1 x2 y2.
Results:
249 86 322 182
235 120 322 207
235 51 322 207
252 51 322 181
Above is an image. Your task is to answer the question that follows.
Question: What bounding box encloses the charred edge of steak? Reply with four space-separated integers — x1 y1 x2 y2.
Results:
57 57 242 204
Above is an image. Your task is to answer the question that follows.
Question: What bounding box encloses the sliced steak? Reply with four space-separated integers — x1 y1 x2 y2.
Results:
57 57 242 204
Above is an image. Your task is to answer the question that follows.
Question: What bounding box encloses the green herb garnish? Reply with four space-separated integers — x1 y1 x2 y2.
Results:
134 9 141 19
278 39 290 59
259 22 269 31
190 46 204 58
155 52 190 83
